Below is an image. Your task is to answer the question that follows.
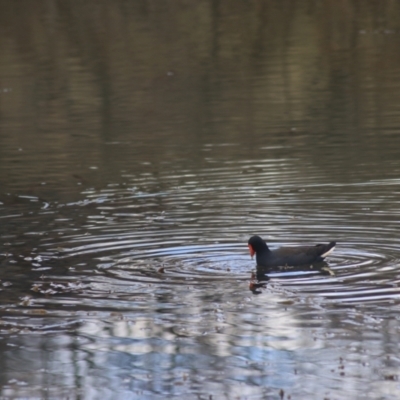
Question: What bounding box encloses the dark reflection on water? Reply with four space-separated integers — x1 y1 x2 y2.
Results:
2 0 400 398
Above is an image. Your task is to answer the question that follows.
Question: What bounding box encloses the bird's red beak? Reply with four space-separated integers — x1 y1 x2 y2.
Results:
248 244 255 259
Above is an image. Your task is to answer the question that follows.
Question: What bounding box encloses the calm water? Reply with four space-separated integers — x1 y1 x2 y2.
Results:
2 1 400 399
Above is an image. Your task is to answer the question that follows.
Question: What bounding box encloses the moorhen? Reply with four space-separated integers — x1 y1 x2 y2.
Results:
248 235 336 271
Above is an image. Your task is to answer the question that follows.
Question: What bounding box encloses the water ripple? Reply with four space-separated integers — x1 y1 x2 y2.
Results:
20 158 398 309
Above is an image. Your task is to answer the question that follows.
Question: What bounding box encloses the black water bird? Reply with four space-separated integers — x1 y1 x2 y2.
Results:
248 235 336 272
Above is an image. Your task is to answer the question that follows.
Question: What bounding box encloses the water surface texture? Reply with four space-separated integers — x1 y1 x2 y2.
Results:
1 1 400 399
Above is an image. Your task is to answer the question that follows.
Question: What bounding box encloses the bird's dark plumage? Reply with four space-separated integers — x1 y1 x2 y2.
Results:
248 235 336 272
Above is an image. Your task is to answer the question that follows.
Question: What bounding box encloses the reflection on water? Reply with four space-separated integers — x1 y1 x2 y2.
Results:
2 0 400 399
2 157 400 399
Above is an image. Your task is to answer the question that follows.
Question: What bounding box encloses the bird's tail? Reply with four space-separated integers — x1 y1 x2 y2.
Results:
320 242 336 258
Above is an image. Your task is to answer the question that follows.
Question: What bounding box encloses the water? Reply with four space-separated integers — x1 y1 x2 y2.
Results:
2 1 400 399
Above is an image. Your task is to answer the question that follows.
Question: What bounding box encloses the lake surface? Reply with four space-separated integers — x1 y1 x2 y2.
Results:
1 1 400 398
